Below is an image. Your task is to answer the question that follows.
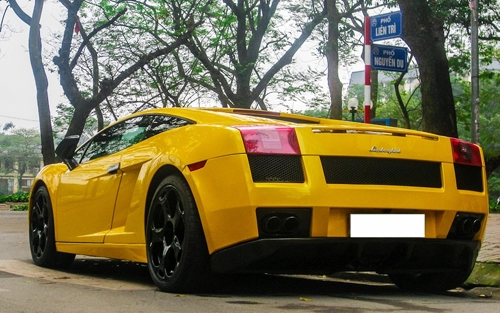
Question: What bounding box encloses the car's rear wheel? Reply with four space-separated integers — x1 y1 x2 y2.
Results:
389 270 471 293
146 174 210 293
29 186 75 268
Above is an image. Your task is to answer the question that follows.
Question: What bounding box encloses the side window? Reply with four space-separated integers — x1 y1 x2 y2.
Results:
79 115 153 163
72 141 90 164
145 115 192 139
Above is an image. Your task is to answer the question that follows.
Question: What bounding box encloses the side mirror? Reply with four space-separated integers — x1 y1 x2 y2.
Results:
55 135 80 170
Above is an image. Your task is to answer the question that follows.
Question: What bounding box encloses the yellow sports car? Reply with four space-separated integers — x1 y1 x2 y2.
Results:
29 108 488 293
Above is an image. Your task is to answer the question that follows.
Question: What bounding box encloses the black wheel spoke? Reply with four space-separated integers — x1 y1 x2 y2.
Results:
153 244 167 278
31 193 49 257
173 200 184 229
172 235 182 261
149 184 186 279
149 228 164 244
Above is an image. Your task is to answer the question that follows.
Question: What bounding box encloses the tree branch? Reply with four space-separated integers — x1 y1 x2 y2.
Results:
70 8 128 69
7 0 31 25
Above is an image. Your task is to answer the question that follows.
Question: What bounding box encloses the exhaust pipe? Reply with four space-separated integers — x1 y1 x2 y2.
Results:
257 208 311 238
457 217 482 236
283 216 300 233
261 214 300 234
264 216 282 233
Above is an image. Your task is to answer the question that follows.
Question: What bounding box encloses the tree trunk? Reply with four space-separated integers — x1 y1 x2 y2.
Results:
8 0 57 165
29 0 57 164
326 0 343 120
397 0 458 137
65 103 94 137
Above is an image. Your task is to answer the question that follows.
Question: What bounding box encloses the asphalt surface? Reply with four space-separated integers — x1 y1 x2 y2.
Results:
1 203 499 287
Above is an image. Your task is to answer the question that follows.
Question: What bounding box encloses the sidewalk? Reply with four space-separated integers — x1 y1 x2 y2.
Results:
477 213 500 263
466 213 500 287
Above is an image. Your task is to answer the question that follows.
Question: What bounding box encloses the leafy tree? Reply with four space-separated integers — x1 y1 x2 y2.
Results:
454 68 500 206
54 0 210 137
454 62 500 175
0 128 41 192
179 0 327 109
346 73 423 128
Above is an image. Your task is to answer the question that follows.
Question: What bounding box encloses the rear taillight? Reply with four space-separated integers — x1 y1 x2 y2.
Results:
450 138 482 166
237 126 301 155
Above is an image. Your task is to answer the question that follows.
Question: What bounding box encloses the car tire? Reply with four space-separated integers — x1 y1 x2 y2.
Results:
389 270 471 293
29 186 75 268
146 174 211 293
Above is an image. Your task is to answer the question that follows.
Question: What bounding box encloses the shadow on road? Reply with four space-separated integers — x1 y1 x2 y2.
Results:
19 256 495 301
61 257 405 296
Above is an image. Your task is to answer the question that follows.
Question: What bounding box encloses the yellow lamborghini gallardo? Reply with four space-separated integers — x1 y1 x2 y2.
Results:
29 108 489 293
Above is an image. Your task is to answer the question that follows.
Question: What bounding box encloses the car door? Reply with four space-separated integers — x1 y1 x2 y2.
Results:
55 116 152 243
103 114 194 244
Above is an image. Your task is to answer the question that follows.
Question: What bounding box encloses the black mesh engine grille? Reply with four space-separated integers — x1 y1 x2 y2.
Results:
248 155 304 183
454 164 483 192
320 156 442 188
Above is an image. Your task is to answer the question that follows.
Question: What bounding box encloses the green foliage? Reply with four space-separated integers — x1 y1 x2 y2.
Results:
346 72 424 130
488 171 500 212
11 204 28 211
0 191 29 203
454 68 500 158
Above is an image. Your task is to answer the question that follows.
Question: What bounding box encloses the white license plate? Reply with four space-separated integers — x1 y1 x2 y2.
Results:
350 214 425 238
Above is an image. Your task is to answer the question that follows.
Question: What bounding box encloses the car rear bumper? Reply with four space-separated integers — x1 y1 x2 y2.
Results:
210 238 480 275
187 154 489 254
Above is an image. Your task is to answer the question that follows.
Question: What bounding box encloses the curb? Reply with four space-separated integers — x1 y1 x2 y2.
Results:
329 262 500 288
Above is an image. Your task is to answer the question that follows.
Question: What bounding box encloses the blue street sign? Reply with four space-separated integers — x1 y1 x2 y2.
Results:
370 11 402 41
371 44 408 72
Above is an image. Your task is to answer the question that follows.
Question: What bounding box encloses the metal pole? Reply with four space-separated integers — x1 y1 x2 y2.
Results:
471 0 480 144
364 15 371 123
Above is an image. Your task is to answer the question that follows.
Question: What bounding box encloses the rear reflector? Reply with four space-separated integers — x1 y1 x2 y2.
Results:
237 126 301 155
450 138 482 167
188 160 207 171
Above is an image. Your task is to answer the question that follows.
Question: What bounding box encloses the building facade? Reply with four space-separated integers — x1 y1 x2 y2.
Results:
0 159 42 194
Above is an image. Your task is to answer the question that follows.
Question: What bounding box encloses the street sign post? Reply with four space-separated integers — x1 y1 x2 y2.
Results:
370 11 402 42
364 11 405 123
371 44 408 72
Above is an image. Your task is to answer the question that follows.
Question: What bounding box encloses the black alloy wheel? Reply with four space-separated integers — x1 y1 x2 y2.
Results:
29 186 75 268
146 174 210 293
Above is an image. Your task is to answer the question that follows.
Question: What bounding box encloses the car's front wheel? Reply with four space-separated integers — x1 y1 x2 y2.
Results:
29 186 75 268
146 174 210 293
389 270 472 293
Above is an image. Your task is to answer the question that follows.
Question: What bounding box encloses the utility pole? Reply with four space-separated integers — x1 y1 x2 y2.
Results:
470 0 480 144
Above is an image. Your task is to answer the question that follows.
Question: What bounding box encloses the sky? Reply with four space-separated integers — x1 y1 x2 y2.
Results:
0 1 66 130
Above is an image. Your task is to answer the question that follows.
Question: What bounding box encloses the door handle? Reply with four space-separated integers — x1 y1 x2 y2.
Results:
107 163 120 174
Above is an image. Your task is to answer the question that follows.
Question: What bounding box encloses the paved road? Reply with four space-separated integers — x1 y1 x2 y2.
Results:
1 207 500 313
